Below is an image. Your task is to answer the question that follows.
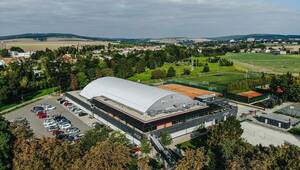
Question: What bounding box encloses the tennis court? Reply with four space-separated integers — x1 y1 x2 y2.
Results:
238 91 263 99
159 84 220 99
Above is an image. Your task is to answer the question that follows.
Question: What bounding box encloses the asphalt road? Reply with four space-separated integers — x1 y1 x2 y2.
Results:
4 95 91 138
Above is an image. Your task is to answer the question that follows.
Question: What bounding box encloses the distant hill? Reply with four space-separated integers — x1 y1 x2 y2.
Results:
211 34 300 41
0 33 151 43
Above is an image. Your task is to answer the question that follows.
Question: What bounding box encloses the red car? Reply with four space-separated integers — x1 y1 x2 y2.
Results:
52 130 64 136
64 101 71 106
37 111 47 119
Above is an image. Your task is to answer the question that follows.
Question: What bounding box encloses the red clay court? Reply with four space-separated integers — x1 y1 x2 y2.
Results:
238 90 263 99
159 84 219 99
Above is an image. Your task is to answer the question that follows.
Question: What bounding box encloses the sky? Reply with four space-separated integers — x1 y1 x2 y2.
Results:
0 0 300 38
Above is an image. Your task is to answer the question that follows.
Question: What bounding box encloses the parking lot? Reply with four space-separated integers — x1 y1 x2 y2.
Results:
4 95 92 138
241 121 300 147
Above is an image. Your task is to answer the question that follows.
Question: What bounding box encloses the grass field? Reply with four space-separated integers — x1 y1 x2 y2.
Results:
128 57 258 92
2 38 109 51
225 53 300 74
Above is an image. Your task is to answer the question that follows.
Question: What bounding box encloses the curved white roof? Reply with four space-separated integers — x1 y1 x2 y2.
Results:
80 77 195 114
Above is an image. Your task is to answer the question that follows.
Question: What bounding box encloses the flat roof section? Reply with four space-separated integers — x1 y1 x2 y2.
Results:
259 113 299 125
94 96 208 123
159 84 219 99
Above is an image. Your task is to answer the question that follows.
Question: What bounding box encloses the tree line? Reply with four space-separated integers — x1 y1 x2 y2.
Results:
0 44 192 106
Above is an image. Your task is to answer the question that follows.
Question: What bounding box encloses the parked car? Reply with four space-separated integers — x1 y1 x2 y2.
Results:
68 106 77 111
57 97 63 102
78 112 88 117
73 108 82 114
58 122 71 130
36 111 46 116
52 130 64 136
40 103 56 111
56 134 69 140
68 134 80 141
45 105 56 111
31 106 44 113
37 112 47 119
43 118 57 127
47 125 59 132
92 122 105 128
66 104 74 109
63 101 71 106
66 127 80 134
59 99 66 104
54 115 71 124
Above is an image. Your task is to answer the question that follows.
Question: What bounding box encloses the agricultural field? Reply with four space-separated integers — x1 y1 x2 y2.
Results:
1 38 110 51
225 53 300 74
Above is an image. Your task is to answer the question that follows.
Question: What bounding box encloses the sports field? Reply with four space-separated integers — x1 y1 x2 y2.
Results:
159 84 219 98
225 53 300 73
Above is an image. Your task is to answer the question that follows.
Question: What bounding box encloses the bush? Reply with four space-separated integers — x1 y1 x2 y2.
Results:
289 128 300 136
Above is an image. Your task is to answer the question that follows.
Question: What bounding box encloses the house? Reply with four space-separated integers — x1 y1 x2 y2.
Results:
9 51 35 58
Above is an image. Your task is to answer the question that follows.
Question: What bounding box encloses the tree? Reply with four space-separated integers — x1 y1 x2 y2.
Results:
0 116 12 170
176 148 209 170
10 46 24 53
167 66 176 77
207 117 243 147
70 74 78 91
0 49 10 57
203 63 210 72
73 140 131 170
182 68 191 75
137 156 151 170
136 59 146 73
76 72 89 89
160 131 172 146
79 126 110 152
151 69 166 79
140 138 151 154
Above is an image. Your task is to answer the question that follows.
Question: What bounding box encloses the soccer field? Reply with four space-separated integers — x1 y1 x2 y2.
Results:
225 53 300 74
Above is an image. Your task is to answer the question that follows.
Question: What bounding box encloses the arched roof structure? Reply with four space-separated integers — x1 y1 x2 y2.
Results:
80 77 195 114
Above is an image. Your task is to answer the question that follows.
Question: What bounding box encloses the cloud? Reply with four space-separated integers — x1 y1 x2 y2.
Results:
0 0 299 38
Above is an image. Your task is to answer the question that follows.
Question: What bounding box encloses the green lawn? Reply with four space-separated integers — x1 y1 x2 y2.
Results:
0 87 58 112
129 57 237 83
129 57 257 92
225 53 300 73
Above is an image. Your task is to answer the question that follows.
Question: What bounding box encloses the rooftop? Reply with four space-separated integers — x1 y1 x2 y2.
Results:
80 77 198 115
93 95 208 122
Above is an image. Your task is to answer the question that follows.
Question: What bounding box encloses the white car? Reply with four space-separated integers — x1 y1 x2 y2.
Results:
59 122 71 130
43 118 55 125
40 103 56 111
44 121 57 128
73 108 82 114
66 127 80 134
45 105 56 111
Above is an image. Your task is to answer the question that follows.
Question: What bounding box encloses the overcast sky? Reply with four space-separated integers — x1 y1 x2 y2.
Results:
0 0 299 38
